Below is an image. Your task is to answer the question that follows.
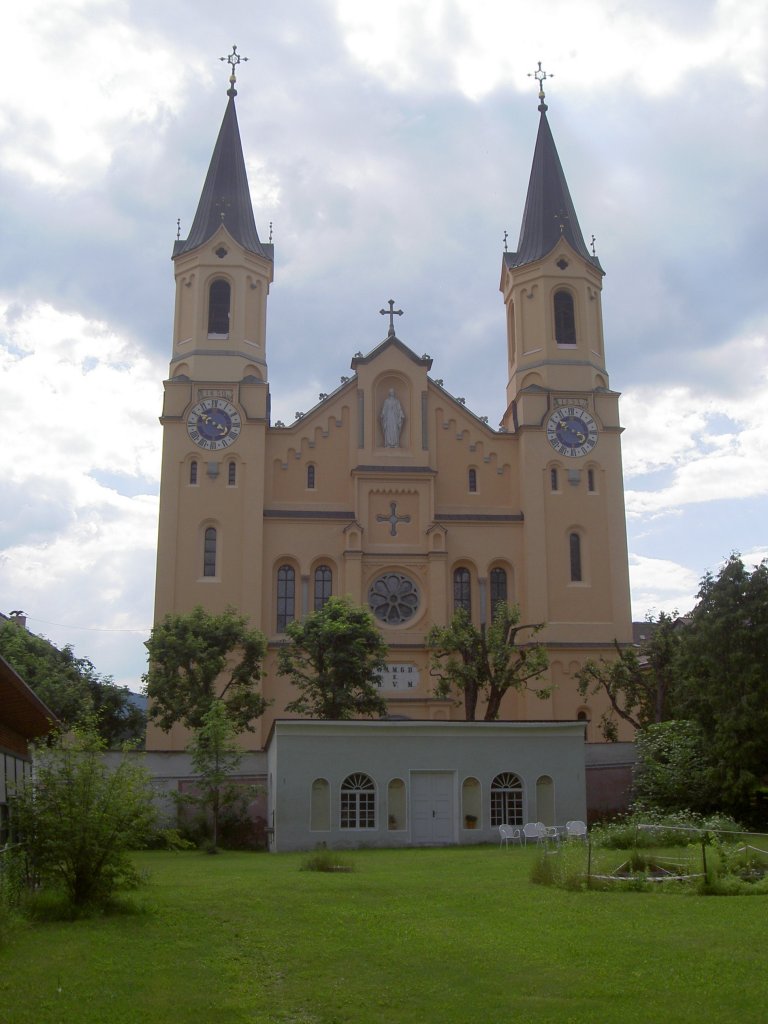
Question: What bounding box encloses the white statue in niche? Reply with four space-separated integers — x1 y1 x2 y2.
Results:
380 388 405 447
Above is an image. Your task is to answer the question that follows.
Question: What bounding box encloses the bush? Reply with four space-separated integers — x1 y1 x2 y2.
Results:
590 809 742 849
300 847 355 873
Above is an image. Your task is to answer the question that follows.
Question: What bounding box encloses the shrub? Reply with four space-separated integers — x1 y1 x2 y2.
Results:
301 848 355 873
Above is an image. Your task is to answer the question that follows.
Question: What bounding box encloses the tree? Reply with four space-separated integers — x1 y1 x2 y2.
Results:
143 606 269 732
278 597 388 719
632 720 717 814
427 603 550 721
0 619 145 746
186 701 246 849
674 555 768 821
9 721 156 910
575 611 682 741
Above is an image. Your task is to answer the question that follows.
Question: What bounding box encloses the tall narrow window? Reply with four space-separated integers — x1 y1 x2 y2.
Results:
190 460 198 485
453 567 471 614
570 533 582 582
203 527 217 577
307 464 316 489
208 279 231 336
314 565 332 610
491 772 523 827
550 467 558 491
228 460 236 486
310 778 330 831
553 290 576 344
468 468 477 493
587 468 595 492
277 565 296 631
340 773 376 829
489 568 508 619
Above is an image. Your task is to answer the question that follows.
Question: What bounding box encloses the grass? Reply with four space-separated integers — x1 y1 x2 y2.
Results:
1 845 767 1023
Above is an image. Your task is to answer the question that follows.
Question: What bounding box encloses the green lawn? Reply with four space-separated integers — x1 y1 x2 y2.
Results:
1 845 766 1024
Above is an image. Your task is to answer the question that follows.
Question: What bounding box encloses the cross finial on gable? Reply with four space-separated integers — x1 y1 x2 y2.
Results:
380 299 404 337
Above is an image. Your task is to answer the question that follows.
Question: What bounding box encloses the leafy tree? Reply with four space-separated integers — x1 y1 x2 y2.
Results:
0 620 145 746
632 720 718 814
143 606 269 732
278 597 388 719
9 721 156 910
575 611 682 741
185 701 246 849
674 555 768 821
427 603 550 721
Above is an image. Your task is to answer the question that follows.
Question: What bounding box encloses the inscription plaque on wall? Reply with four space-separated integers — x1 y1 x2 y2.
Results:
375 663 420 691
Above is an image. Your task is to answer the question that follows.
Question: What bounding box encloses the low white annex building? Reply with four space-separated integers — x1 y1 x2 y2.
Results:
266 719 586 852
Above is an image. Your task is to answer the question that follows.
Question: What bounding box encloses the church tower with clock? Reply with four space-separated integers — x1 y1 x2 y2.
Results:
148 56 633 755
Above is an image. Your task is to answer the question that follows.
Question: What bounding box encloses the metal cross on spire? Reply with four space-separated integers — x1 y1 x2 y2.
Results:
380 299 404 337
528 61 553 112
220 44 248 97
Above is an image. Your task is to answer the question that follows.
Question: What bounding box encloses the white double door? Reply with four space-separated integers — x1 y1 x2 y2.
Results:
411 771 455 845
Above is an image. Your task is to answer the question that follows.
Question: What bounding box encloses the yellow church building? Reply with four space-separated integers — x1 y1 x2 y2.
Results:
147 57 634 810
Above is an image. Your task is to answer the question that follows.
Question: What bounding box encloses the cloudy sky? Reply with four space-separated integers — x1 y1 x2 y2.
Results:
1 0 766 690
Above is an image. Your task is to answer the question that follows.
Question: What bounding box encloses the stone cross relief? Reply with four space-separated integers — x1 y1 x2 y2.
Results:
376 501 411 537
380 389 405 447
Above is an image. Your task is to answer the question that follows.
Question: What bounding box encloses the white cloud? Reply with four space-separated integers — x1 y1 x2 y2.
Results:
628 554 700 619
334 0 767 100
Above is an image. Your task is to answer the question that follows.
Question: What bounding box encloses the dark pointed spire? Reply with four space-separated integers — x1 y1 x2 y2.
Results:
507 72 601 272
174 68 272 260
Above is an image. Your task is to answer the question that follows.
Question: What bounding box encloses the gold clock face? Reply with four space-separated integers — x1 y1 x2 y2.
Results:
186 399 241 450
546 406 598 458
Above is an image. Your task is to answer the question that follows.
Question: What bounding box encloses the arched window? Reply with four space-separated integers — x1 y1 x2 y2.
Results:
203 527 217 577
208 279 231 336
462 777 481 829
228 461 236 486
587 468 595 492
453 567 471 614
570 533 582 582
489 568 508 619
307 464 315 489
490 772 523 827
314 565 332 610
468 468 477 493
310 778 330 831
340 773 376 829
276 565 296 631
190 460 198 485
554 290 576 344
387 778 406 831
536 775 555 826
550 467 558 491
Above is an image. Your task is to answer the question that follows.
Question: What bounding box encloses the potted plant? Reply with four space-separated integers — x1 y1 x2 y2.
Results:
465 814 478 829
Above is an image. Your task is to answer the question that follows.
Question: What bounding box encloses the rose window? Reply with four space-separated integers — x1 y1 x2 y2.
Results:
368 573 419 625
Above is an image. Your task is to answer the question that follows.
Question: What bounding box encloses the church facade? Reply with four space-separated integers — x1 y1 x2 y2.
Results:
147 68 633 762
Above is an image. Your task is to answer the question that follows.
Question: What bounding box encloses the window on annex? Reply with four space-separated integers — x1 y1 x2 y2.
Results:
553 290 576 344
536 775 555 827
569 533 582 582
453 567 471 614
314 565 332 611
227 461 236 486
203 527 217 577
307 464 316 489
468 468 477 493
387 778 406 830
310 778 330 831
340 773 376 829
190 460 198 485
276 565 296 632
462 777 481 830
490 772 523 827
208 279 231 336
489 568 508 620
